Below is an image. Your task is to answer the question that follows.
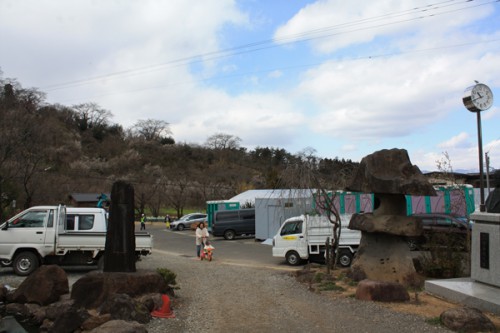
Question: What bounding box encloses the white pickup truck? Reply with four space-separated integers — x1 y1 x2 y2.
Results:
272 214 360 267
0 205 153 275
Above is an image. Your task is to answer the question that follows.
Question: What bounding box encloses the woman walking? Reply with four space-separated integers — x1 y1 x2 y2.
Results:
195 221 209 258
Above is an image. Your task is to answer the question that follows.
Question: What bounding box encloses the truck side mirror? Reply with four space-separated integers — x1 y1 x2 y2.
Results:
1 223 8 230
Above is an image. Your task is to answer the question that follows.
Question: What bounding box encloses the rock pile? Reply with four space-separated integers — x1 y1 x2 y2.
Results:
0 265 174 332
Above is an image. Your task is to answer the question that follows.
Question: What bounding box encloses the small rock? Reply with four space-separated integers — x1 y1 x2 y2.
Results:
81 313 112 331
50 306 89 333
99 293 151 324
440 307 497 333
44 299 74 320
88 319 147 333
355 279 410 302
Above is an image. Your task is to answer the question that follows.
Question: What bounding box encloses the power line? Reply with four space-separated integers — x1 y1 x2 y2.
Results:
53 37 500 104
40 0 497 93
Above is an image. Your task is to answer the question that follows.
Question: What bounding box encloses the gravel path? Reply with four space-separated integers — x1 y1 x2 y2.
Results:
142 250 451 333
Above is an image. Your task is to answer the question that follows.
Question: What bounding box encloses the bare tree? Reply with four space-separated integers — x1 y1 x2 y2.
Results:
72 102 113 131
0 81 59 210
133 164 163 217
277 147 347 270
166 175 190 218
205 133 241 150
131 119 171 142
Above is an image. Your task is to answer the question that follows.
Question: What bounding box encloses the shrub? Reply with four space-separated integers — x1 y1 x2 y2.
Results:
156 268 178 288
417 234 469 279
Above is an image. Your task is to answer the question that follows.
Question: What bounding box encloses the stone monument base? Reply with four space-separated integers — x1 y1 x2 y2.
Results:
351 232 416 286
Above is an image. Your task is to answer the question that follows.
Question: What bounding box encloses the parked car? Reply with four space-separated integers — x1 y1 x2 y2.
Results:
170 213 207 231
405 213 472 251
212 208 255 240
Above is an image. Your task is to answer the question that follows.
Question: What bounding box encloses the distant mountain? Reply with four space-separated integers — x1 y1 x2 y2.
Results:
455 169 480 174
422 169 479 175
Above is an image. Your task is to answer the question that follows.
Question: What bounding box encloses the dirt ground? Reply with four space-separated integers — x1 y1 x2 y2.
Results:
296 265 500 330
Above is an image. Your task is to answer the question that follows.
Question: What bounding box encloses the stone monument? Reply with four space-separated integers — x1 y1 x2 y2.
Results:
104 180 136 272
346 148 436 286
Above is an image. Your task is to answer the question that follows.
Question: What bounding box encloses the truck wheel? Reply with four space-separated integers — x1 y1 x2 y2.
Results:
223 230 236 240
13 251 39 276
177 224 185 231
337 250 353 267
286 251 302 266
406 237 420 251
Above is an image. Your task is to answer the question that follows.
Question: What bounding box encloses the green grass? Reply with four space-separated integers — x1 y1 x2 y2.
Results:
314 272 324 283
425 317 442 326
318 281 345 291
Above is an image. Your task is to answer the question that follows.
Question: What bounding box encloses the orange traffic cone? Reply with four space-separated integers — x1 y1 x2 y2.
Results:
151 294 175 318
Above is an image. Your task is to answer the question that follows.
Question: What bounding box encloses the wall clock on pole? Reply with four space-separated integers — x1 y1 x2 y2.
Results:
462 81 494 212
463 82 494 112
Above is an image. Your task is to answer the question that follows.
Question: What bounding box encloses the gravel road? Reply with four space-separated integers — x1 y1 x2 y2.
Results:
143 250 451 333
0 249 451 333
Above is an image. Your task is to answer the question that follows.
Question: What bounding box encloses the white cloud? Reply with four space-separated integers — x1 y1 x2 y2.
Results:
438 132 471 150
273 0 493 54
341 144 357 153
483 105 499 120
268 70 283 79
297 54 467 140
0 0 248 86
170 89 306 147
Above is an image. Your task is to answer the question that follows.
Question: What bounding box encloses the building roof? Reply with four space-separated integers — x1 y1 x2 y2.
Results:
229 189 313 206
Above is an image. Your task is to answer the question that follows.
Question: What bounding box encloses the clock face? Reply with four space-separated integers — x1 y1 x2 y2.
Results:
471 83 494 111
463 83 494 112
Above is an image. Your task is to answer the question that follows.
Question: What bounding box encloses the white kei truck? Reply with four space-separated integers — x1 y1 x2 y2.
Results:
0 205 153 276
272 214 361 267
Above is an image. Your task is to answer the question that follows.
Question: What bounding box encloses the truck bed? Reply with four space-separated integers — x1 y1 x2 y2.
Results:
57 232 153 254
306 215 360 246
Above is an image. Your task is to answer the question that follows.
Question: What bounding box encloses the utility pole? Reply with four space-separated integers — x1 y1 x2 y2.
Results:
485 152 491 197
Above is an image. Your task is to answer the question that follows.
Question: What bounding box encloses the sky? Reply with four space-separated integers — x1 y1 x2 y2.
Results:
1 0 499 173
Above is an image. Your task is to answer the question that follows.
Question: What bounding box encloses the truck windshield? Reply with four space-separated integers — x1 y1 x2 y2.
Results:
9 211 47 228
280 221 303 236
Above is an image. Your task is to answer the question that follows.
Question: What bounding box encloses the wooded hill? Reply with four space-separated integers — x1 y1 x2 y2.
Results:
0 77 358 220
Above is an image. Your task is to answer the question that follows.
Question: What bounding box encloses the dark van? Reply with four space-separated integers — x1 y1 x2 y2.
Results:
212 208 255 240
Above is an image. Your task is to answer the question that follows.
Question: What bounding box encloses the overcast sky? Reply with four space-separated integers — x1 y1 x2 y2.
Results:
1 0 499 172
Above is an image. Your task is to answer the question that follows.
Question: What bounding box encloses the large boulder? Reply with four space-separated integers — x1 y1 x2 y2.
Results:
10 265 69 305
346 148 436 196
440 307 496 332
71 271 171 309
355 279 410 302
